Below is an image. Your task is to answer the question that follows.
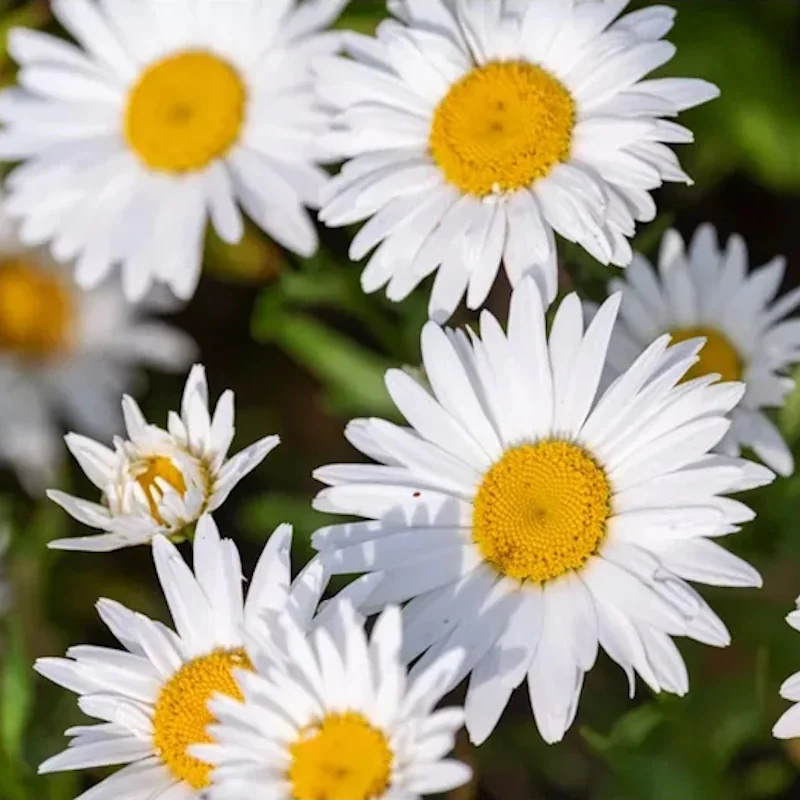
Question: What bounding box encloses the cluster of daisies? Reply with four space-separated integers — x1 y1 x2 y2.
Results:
0 0 799 797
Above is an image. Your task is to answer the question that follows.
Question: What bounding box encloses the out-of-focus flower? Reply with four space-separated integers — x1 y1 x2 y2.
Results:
48 365 277 551
317 0 718 321
198 600 471 800
596 225 800 477
313 277 772 745
0 208 193 493
0 0 347 302
36 516 330 796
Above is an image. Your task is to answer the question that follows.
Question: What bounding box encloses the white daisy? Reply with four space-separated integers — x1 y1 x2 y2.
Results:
317 0 718 321
197 599 472 800
0 206 193 493
594 225 800 477
773 598 800 740
0 0 347 302
47 364 278 552
312 277 773 745
36 514 333 798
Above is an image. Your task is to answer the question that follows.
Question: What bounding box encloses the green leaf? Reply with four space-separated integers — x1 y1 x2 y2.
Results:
668 1 800 191
239 492 335 546
582 703 664 754
253 255 412 360
779 365 800 444
1 616 33 763
604 750 725 800
0 748 29 800
253 310 395 417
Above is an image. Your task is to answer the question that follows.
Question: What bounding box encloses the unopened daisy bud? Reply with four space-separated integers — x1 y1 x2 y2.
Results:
312 276 771 745
197 599 472 800
47 365 277 552
36 516 331 797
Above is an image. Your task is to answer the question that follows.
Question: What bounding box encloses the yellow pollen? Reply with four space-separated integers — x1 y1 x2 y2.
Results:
429 60 576 197
134 456 187 524
289 712 393 800
125 50 246 173
669 326 743 383
473 441 611 583
152 648 253 790
0 259 73 359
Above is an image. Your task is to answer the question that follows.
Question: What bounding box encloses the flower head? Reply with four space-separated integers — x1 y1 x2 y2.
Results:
595 225 800 477
48 365 277 551
313 277 772 744
318 0 718 320
36 515 329 796
198 600 471 800
0 0 347 301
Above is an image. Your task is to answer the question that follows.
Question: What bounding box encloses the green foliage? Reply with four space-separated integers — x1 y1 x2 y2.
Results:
255 306 395 417
668 1 800 193
251 249 428 417
780 367 800 445
2 618 32 765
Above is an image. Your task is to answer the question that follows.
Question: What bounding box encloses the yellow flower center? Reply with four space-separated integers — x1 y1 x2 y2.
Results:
670 326 743 383
133 456 187 524
473 441 611 583
289 712 393 800
152 648 253 790
0 259 73 359
125 50 247 173
429 60 576 197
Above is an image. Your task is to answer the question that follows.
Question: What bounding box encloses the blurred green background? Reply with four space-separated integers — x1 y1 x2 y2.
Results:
4 1 800 798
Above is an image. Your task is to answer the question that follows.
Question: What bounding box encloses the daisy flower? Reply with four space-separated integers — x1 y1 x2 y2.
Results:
317 0 718 321
774 598 800 739
48 364 277 552
197 600 472 800
0 0 347 302
312 277 773 745
36 515 332 798
594 225 800 477
0 205 193 493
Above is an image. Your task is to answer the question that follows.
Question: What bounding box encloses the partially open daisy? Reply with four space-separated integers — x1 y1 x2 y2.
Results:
36 515 330 798
774 598 800 739
0 205 194 493
597 225 800 477
197 599 472 800
47 364 277 551
0 0 347 302
317 0 718 321
312 277 773 745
